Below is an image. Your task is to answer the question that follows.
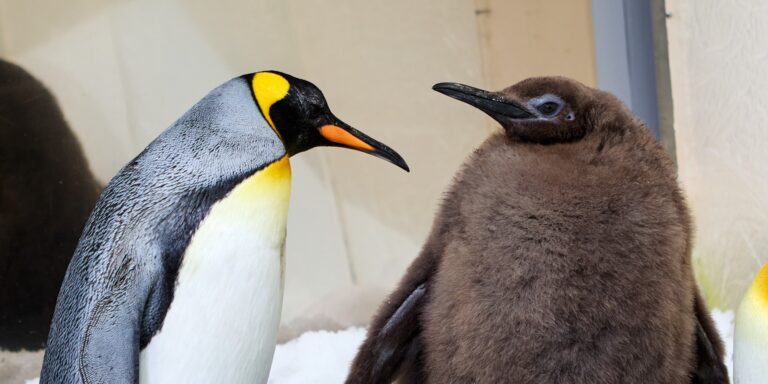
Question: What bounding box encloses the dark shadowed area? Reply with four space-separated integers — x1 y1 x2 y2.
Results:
0 59 101 351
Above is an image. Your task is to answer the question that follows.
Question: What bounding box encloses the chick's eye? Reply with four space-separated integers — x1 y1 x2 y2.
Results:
536 102 560 116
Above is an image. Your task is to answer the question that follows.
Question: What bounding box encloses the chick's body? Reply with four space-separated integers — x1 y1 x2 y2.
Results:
425 132 693 383
347 77 727 384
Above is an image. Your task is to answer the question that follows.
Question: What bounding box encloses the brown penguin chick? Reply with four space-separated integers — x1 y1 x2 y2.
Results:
0 59 101 350
346 77 729 384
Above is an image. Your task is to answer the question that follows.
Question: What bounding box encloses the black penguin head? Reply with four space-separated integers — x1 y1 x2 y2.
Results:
248 71 409 171
433 77 599 144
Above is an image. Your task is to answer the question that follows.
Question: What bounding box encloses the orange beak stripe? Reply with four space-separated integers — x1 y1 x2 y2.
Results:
319 125 374 152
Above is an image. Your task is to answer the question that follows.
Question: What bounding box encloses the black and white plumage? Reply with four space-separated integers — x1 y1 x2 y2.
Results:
41 72 408 384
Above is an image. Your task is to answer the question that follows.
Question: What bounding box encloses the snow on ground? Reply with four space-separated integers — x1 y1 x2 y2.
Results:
24 312 736 383
268 327 366 384
712 309 735 383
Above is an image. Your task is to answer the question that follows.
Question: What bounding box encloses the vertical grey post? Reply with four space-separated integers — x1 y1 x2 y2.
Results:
592 0 661 139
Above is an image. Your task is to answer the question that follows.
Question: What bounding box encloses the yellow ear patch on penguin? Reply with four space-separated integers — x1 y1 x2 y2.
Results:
252 72 291 134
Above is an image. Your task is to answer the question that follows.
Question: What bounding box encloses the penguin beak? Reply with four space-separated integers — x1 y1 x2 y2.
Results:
318 118 410 172
432 82 534 120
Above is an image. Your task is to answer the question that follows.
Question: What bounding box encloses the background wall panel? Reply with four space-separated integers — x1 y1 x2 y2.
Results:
666 0 768 308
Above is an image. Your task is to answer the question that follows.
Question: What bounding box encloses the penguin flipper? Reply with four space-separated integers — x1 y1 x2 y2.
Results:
348 283 428 384
347 227 444 384
79 258 143 384
691 289 730 384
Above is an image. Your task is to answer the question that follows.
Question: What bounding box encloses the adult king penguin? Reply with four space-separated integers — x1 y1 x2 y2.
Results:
734 263 768 383
40 71 408 384
347 77 728 384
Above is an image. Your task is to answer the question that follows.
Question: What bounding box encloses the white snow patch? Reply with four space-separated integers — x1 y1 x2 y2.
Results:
711 309 735 383
268 327 366 384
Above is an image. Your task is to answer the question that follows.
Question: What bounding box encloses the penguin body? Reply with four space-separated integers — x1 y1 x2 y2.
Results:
140 156 291 384
41 72 408 384
347 77 727 384
734 263 768 383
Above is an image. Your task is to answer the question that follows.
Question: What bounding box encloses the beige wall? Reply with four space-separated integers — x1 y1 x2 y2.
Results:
0 0 597 330
0 0 489 331
666 0 768 309
475 0 596 89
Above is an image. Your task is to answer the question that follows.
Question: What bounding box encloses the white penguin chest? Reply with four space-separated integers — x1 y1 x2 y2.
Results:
139 156 291 384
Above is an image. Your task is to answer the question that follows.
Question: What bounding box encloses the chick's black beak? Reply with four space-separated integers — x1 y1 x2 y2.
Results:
432 82 534 120
318 117 410 172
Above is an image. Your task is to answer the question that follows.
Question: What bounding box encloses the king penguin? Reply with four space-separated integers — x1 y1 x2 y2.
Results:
734 263 768 383
40 71 408 384
347 77 728 384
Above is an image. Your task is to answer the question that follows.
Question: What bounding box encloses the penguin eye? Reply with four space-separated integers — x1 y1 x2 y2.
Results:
536 102 560 116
